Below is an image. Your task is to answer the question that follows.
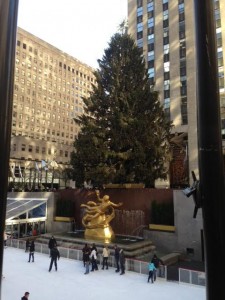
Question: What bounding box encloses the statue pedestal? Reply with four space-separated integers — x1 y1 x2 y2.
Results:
85 226 115 242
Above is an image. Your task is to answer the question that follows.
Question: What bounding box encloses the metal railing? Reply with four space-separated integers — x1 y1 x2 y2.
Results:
179 268 206 286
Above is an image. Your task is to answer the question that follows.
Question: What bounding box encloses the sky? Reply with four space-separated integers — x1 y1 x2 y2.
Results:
17 0 128 69
2 247 206 300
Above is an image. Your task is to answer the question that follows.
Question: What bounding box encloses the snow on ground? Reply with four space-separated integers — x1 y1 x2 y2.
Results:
2 247 206 300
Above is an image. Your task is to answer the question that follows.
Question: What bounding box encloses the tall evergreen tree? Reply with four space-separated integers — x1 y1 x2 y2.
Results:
71 32 172 187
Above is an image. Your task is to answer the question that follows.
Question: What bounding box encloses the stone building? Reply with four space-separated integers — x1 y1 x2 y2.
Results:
128 0 225 187
10 27 96 190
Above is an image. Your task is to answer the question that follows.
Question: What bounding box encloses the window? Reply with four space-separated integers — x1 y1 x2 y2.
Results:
17 40 20 46
181 97 188 125
21 144 26 151
23 43 26 49
28 145 33 152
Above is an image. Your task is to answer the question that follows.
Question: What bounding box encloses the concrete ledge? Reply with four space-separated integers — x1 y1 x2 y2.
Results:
161 252 181 265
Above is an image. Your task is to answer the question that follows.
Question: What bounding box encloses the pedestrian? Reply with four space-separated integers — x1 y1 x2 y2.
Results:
4 231 7 247
90 244 98 271
151 254 164 281
28 240 35 262
48 235 57 250
25 239 30 252
83 245 91 275
21 291 30 300
82 243 90 267
147 262 156 283
102 245 110 270
49 245 60 272
114 244 120 273
119 248 125 275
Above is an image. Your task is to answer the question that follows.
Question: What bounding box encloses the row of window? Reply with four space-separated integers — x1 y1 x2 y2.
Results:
12 143 70 158
17 39 95 82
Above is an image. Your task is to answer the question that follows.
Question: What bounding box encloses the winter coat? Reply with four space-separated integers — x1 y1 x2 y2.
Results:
21 297 28 300
29 242 35 252
50 247 60 260
102 247 110 258
90 249 97 260
148 262 156 272
48 237 57 249
151 255 163 268
114 247 120 260
119 249 125 264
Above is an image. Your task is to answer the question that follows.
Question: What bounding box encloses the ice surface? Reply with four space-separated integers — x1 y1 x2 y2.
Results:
2 247 206 300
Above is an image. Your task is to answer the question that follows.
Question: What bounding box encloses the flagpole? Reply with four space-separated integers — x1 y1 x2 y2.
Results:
0 0 19 295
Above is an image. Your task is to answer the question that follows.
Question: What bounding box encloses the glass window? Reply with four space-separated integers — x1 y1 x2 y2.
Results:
148 68 155 78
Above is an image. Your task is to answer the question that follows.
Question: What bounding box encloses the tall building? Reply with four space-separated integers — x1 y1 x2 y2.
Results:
10 27 95 190
128 0 225 186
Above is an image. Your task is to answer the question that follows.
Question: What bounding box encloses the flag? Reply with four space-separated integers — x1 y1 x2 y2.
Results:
35 162 40 172
41 160 48 171
10 164 15 179
18 164 23 178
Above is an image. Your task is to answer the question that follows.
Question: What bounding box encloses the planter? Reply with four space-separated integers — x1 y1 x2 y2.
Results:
149 224 175 232
54 216 74 222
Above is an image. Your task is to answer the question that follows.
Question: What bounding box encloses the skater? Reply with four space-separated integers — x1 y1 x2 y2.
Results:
82 244 90 267
114 244 120 272
28 241 35 262
83 245 91 274
119 248 125 275
90 244 98 271
25 239 30 252
148 261 156 283
102 245 110 270
49 245 60 272
48 235 57 250
21 291 30 299
151 254 164 280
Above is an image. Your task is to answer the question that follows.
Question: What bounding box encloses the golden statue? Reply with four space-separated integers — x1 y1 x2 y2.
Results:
81 190 123 241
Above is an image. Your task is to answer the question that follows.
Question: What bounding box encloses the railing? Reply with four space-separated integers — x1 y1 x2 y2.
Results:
179 268 206 286
7 239 205 287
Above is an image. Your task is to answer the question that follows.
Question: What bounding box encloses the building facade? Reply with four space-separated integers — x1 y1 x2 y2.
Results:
10 28 95 190
128 0 225 186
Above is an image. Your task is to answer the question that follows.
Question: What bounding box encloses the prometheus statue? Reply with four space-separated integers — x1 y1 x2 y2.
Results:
81 190 123 241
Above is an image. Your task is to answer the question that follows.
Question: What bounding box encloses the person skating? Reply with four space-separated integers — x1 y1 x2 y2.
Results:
151 254 164 281
102 245 110 270
83 245 91 274
49 245 60 272
119 248 125 275
147 262 156 283
82 243 90 267
90 244 98 271
28 241 35 262
4 231 7 247
21 291 30 299
114 244 120 272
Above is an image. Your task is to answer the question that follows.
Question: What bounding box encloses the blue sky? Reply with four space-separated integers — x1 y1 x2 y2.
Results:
17 0 127 68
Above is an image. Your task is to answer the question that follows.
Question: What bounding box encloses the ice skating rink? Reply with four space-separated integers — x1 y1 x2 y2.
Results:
2 247 205 300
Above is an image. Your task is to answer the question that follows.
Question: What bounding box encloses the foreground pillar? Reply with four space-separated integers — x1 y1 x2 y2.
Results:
194 1 225 299
0 0 19 297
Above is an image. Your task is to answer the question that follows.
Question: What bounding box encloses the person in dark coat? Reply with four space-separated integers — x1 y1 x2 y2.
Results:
119 248 125 275
83 244 91 274
151 254 164 281
21 291 29 299
28 241 35 262
82 243 90 267
49 245 60 272
114 245 120 272
48 235 57 250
